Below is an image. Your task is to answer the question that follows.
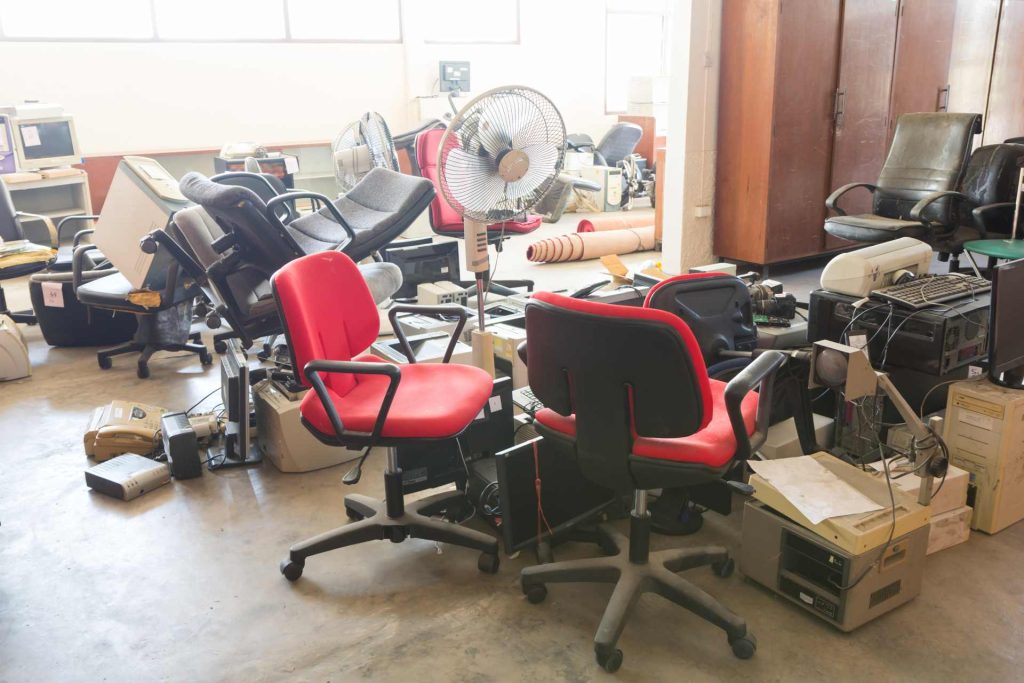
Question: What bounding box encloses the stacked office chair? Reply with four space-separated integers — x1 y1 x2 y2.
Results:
0 179 61 323
272 251 500 582
517 292 784 672
567 122 644 168
72 228 211 378
531 173 603 223
824 112 982 269
212 165 300 224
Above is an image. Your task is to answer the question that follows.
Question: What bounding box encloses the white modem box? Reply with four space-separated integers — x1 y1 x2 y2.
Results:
85 453 171 500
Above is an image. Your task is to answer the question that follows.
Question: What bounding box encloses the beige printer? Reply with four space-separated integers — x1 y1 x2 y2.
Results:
819 237 933 297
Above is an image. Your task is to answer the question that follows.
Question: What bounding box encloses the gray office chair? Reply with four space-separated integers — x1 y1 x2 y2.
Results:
211 170 299 223
533 173 603 223
0 179 60 323
567 124 645 168
824 113 982 260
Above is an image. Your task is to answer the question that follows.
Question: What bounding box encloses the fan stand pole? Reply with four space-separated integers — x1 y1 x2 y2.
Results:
465 219 495 377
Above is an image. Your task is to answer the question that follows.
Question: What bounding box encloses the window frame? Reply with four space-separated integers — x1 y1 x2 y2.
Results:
604 5 671 115
0 0 405 44
421 0 521 46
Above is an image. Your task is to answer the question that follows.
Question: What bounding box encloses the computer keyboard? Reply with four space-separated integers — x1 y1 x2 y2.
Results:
512 386 543 412
870 274 990 309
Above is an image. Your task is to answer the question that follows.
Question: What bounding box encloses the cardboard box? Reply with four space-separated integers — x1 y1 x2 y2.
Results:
760 414 835 460
944 379 1024 534
750 453 931 555
927 505 972 555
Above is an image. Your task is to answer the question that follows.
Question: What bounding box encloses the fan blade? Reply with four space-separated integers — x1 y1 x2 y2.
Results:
443 148 507 214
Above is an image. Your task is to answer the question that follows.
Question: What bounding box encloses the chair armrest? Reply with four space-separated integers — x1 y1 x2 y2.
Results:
570 178 602 192
387 303 468 364
825 182 877 216
266 191 356 243
15 211 58 247
724 350 786 461
908 190 974 225
972 202 1017 238
305 359 401 443
57 214 100 242
72 227 96 249
72 244 103 291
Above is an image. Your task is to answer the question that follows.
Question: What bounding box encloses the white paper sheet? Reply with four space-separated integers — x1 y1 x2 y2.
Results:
748 456 884 524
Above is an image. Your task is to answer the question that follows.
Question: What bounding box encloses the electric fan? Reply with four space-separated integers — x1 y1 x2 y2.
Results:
332 112 400 194
437 85 566 374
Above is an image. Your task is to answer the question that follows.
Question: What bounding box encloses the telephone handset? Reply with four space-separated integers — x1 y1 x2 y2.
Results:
84 401 165 461
92 425 161 462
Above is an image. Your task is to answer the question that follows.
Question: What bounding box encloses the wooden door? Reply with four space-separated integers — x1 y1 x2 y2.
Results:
764 0 842 263
888 0 959 132
983 0 1024 145
946 0 1001 135
825 0 900 251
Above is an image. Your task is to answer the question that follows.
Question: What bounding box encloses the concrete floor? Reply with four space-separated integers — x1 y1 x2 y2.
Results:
3 210 1024 682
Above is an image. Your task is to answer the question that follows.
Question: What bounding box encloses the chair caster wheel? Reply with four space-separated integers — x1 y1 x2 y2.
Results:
477 552 500 574
280 559 304 582
98 357 112 370
136 364 150 379
729 633 757 660
595 646 623 673
200 351 213 366
345 507 364 521
712 558 735 578
214 340 227 354
524 584 547 604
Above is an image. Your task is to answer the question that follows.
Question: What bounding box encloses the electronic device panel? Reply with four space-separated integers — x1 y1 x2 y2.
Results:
11 116 81 170
989 259 1024 382
207 340 262 470
808 288 989 376
380 239 461 299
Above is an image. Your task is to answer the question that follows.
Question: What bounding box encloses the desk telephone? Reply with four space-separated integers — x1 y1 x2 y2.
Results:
84 401 164 462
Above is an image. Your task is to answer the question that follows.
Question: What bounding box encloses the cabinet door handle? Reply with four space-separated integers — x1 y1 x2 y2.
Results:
833 89 847 128
937 85 950 112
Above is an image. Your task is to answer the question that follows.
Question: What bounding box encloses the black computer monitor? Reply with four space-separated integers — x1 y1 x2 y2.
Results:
989 258 1024 388
208 339 263 469
380 239 460 299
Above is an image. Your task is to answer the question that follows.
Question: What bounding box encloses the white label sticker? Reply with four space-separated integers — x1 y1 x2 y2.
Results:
488 395 502 413
41 281 64 307
21 126 41 147
474 408 485 421
959 410 994 431
849 334 868 350
967 365 984 378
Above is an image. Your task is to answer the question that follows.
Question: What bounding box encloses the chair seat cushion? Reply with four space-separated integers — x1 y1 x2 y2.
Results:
76 272 152 313
301 354 493 440
432 214 543 236
535 407 577 437
824 214 928 243
631 380 758 468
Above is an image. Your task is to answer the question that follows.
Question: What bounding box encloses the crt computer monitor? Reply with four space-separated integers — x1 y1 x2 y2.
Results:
989 258 1024 387
11 116 81 170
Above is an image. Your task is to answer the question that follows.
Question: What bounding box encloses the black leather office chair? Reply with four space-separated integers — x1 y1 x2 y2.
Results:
824 113 982 261
72 231 211 378
518 292 784 672
0 179 60 323
568 123 645 168
212 170 300 224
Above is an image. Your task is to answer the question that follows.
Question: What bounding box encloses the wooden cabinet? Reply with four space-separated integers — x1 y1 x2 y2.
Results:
982 0 1024 145
716 0 978 267
946 0 1001 129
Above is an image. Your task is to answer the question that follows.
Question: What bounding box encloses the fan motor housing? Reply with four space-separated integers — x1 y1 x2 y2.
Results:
498 149 530 182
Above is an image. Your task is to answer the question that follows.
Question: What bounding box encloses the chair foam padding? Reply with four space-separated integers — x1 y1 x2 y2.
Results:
577 215 654 233
535 407 577 437
300 354 493 439
631 380 757 468
526 226 655 262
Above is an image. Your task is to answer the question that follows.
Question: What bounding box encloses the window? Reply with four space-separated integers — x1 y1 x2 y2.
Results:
0 0 153 39
288 0 401 42
605 0 671 113
423 0 519 44
153 0 285 41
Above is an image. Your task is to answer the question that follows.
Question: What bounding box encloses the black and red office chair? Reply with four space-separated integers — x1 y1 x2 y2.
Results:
272 250 501 582
519 292 784 672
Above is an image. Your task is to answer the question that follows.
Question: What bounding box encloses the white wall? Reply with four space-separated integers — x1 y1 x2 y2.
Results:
0 0 616 156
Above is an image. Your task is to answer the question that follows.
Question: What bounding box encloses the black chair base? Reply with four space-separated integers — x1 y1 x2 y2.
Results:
97 331 211 379
521 520 753 673
0 286 36 325
280 489 501 581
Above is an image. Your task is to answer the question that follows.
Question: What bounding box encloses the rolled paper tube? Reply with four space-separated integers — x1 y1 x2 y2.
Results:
526 226 657 263
577 214 655 233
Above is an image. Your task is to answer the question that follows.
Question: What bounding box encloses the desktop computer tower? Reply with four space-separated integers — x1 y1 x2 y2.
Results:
740 500 927 632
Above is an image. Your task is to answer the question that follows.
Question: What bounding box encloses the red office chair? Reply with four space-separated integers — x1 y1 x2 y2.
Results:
272 251 501 581
519 292 784 672
414 127 538 294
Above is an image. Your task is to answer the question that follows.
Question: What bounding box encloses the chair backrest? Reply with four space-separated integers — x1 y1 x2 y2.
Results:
874 112 981 224
596 123 643 167
960 143 1024 209
526 291 712 491
272 251 379 391
211 171 293 222
0 179 25 242
644 273 757 365
414 127 464 233
179 172 303 277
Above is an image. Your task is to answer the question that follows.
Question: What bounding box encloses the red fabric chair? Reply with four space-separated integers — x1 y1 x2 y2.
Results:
519 291 784 672
271 250 501 581
415 127 542 238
